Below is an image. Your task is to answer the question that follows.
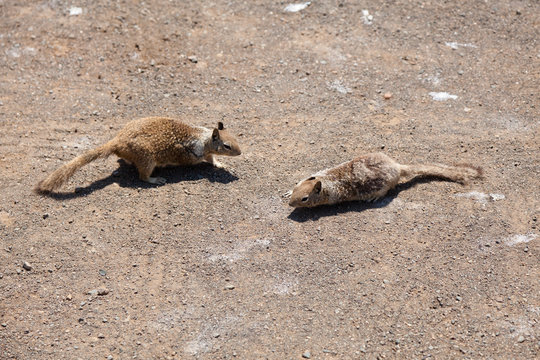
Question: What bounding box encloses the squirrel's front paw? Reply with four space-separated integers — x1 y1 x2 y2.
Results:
146 176 167 185
282 190 293 198
212 160 225 169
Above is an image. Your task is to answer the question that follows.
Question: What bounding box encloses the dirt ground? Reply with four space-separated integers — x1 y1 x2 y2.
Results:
1 1 539 359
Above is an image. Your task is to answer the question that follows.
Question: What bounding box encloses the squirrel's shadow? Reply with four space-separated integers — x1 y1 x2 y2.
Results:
43 159 239 200
287 177 450 222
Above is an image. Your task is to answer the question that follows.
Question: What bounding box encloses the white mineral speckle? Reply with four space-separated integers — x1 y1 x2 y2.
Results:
429 92 458 101
328 80 351 94
284 2 311 13
445 42 477 50
69 7 83 16
362 10 374 25
504 233 537 246
455 191 505 204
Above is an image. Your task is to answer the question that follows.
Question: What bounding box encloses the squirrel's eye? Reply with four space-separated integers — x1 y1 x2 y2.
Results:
307 176 316 180
301 196 309 202
224 144 231 150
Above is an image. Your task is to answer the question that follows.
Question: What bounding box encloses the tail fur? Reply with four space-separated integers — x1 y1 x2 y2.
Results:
35 141 115 193
399 163 483 184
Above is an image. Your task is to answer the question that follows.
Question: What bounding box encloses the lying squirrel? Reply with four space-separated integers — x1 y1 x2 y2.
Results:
35 117 241 193
289 152 482 208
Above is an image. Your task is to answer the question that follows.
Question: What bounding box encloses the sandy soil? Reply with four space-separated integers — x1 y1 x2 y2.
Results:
1 1 538 359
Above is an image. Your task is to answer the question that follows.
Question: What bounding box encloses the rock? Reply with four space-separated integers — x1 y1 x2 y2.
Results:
517 335 525 343
383 92 393 99
98 333 105 339
22 261 32 271
98 288 109 296
302 351 311 359
224 284 235 290
188 55 198 63
88 288 109 296
99 269 107 276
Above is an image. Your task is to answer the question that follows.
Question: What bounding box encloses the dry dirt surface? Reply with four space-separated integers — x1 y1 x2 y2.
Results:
1 1 539 359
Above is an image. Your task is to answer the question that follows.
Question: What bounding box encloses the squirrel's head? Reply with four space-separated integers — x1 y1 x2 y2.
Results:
210 122 242 156
289 177 323 208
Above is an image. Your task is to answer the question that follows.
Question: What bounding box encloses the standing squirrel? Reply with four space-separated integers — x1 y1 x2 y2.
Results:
289 152 482 208
35 116 241 193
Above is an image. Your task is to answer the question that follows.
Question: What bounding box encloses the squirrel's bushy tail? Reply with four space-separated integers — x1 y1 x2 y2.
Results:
399 163 483 184
35 141 115 193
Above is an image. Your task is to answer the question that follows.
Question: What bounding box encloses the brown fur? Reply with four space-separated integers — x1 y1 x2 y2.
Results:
35 117 241 193
289 152 482 208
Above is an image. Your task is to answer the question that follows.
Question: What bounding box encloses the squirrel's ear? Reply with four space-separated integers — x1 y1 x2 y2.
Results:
314 181 322 193
217 122 224 130
212 128 219 140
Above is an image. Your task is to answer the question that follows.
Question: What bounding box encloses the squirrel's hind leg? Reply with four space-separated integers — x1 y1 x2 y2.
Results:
135 159 166 185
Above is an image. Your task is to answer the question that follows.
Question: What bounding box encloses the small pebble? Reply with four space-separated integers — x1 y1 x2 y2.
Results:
302 351 311 359
517 335 525 343
99 269 106 276
22 261 32 271
188 55 198 63
1 323 6 327
88 288 109 296
383 92 392 99
224 284 235 290
97 288 109 296
107 356 113 360
97 333 105 339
